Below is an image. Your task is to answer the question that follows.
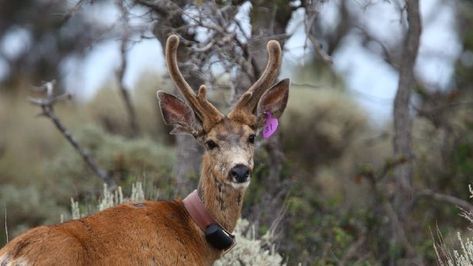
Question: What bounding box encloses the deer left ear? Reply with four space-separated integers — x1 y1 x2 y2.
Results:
157 90 200 136
256 79 290 126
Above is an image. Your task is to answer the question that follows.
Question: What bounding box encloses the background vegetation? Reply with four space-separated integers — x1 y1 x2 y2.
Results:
1 0 473 265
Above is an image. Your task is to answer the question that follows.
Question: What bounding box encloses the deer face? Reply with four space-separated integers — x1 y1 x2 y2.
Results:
157 35 289 192
203 119 255 187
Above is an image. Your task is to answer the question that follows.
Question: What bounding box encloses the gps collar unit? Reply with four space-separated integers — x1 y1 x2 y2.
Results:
183 190 235 251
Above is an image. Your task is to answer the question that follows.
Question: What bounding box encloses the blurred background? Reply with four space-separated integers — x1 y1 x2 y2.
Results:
0 0 472 264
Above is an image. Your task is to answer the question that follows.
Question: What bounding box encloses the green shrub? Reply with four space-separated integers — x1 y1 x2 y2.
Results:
281 87 369 172
1 184 65 237
44 124 176 204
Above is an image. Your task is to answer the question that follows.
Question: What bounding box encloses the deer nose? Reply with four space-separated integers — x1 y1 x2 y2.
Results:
229 164 250 183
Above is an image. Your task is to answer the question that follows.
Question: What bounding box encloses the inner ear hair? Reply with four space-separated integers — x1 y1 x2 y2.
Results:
257 78 290 119
157 91 201 136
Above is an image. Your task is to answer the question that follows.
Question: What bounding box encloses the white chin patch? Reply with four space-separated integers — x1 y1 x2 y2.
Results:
230 178 250 189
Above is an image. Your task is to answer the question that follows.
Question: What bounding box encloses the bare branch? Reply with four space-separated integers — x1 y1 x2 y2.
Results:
60 0 88 26
383 200 416 256
4 205 8 243
339 235 366 266
357 155 416 260
416 189 473 212
356 25 399 68
307 35 333 64
29 81 117 190
116 0 140 137
303 0 333 64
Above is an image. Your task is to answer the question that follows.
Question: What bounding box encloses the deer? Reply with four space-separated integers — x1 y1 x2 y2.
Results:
0 34 289 266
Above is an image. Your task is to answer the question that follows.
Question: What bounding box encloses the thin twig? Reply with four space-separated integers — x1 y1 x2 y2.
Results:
304 1 333 64
307 34 333 64
416 189 473 212
360 156 415 258
384 200 416 256
29 81 117 190
60 0 88 26
360 156 408 186
4 205 8 243
291 82 323 88
339 235 366 266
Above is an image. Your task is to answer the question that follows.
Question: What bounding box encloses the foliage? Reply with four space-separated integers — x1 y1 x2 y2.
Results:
281 87 369 172
0 184 65 238
215 219 285 266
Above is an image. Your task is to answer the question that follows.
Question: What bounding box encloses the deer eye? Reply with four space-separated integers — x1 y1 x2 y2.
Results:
248 134 256 144
205 140 219 150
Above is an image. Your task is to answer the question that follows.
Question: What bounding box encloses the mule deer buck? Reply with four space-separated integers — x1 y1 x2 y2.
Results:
0 35 289 265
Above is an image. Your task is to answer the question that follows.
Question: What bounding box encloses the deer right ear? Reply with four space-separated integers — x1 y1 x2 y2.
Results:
256 79 290 120
157 91 199 135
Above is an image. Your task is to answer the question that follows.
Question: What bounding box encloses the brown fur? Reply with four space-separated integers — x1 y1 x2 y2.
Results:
0 201 219 265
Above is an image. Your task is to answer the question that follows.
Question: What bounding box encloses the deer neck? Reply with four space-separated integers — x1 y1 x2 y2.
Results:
197 157 246 232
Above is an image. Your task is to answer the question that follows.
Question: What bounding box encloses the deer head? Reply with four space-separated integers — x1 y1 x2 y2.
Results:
157 35 289 231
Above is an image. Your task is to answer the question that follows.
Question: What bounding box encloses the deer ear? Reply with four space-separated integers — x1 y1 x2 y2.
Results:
157 91 199 135
256 79 290 124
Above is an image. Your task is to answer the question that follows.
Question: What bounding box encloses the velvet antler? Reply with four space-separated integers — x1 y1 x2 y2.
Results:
165 35 224 132
228 39 282 125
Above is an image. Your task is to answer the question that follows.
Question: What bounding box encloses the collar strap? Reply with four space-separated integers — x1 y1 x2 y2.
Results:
183 190 235 251
183 190 215 230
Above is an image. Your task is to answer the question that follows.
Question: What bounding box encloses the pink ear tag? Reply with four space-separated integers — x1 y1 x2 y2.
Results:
262 112 279 139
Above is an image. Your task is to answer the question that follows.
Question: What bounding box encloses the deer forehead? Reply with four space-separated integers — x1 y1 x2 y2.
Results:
207 119 253 144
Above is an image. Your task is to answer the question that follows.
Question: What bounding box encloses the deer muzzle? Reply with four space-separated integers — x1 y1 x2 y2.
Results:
229 164 250 183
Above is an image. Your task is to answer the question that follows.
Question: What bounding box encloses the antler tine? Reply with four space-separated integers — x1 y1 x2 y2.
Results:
196 85 223 124
165 35 223 131
229 40 282 116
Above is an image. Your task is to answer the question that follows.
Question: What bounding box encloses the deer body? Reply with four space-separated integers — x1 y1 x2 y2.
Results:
0 35 289 265
0 201 214 265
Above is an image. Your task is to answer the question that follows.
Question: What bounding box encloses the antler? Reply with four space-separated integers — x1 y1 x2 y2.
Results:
165 35 224 132
228 39 282 122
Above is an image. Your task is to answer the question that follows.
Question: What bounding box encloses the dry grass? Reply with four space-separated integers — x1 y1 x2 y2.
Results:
435 185 473 266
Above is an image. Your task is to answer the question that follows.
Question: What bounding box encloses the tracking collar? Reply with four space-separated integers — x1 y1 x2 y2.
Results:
183 190 235 251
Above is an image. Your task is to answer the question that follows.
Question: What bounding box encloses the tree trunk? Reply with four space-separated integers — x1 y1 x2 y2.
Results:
392 0 421 260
